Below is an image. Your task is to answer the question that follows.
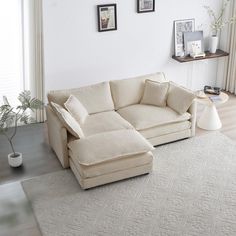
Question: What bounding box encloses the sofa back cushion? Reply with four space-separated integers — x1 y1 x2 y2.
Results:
110 72 167 110
47 81 114 114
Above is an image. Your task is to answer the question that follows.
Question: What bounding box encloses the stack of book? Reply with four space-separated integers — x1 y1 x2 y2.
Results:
209 95 222 102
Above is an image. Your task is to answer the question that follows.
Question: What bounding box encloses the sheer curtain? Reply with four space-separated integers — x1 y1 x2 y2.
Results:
223 0 236 94
0 1 25 105
23 0 45 122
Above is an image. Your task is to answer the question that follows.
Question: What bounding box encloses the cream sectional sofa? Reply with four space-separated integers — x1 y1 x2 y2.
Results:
46 72 197 188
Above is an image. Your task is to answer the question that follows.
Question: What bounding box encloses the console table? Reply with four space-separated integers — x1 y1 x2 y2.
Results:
172 49 229 89
172 49 229 63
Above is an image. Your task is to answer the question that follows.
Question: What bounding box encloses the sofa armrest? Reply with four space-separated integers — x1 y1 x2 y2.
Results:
46 105 69 168
188 99 197 136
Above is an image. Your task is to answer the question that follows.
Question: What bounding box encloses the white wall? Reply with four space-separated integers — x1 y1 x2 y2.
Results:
42 0 223 94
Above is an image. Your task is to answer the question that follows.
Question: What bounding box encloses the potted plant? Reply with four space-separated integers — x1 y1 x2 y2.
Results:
0 91 43 167
204 0 236 53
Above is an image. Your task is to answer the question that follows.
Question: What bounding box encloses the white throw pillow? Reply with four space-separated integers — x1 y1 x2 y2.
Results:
51 102 84 138
141 80 169 107
167 82 196 114
64 95 88 124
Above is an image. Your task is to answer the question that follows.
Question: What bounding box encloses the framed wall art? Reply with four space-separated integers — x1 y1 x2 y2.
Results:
97 4 117 32
137 0 155 13
174 19 195 57
183 31 204 55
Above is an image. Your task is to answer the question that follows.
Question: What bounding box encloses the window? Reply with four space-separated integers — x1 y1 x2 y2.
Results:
0 1 25 106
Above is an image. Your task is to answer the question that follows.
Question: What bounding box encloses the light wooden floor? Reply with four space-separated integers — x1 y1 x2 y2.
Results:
0 92 236 236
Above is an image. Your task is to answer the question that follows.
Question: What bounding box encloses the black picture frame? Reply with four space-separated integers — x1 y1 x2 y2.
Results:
137 0 155 13
97 4 117 32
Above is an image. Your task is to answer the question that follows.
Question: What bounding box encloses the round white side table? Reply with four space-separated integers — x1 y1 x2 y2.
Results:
197 92 229 131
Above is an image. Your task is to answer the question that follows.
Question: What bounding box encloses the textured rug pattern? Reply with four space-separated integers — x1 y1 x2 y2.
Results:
22 133 236 236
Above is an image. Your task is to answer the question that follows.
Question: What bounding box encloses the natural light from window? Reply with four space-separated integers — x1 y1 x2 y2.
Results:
0 0 24 106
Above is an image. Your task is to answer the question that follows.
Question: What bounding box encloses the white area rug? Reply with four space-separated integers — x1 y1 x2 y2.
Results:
22 133 236 236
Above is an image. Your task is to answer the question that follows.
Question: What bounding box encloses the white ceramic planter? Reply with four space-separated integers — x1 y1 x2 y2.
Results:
8 152 23 167
209 36 219 53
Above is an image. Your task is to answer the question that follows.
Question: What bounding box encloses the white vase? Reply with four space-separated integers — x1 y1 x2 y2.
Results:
8 152 23 167
209 36 218 53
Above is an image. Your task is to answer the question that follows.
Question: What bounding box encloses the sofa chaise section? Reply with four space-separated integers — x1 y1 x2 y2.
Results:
68 130 154 189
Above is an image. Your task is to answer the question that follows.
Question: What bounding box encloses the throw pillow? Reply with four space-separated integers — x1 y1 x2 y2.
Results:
141 80 169 107
51 102 84 138
167 82 196 114
64 95 88 124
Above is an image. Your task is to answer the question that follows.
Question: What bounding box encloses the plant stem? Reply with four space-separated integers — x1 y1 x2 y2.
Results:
10 113 18 140
3 132 16 156
9 139 16 156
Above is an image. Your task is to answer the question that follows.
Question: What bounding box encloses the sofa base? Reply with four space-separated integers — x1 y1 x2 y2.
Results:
69 157 153 189
148 129 192 146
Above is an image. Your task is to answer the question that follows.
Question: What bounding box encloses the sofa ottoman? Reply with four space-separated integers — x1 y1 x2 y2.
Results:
68 129 154 189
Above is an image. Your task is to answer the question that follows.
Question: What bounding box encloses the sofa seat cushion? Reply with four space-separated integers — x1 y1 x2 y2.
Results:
69 151 153 178
80 111 133 137
140 121 191 139
117 104 191 131
68 129 154 166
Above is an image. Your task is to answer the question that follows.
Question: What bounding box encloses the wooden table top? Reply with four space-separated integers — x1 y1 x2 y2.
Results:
196 91 229 106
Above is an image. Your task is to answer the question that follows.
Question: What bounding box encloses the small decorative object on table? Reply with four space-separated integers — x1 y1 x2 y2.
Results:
0 91 44 167
204 85 221 95
137 0 155 13
209 95 222 102
97 4 117 32
204 0 236 53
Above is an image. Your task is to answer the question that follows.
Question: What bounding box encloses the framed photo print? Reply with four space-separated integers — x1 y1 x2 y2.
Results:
137 0 155 13
97 4 117 32
174 19 195 56
183 31 204 55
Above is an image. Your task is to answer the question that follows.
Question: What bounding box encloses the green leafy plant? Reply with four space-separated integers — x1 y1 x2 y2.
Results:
0 91 44 157
204 0 236 36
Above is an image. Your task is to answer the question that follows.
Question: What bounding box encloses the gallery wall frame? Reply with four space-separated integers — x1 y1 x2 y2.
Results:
137 0 155 13
97 4 117 32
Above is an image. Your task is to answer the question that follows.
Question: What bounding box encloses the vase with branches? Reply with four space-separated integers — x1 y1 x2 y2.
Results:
0 91 44 167
204 0 236 53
